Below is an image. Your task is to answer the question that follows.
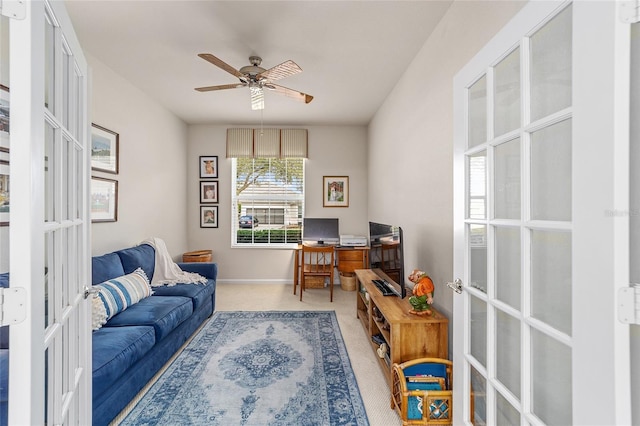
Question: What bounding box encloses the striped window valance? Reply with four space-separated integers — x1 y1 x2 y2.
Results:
226 128 308 158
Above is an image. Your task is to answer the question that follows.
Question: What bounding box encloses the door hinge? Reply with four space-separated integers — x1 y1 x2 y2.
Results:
0 0 26 20
0 287 27 326
618 284 640 325
620 0 640 24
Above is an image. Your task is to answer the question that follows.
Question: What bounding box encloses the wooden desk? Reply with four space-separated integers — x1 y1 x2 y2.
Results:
293 245 369 294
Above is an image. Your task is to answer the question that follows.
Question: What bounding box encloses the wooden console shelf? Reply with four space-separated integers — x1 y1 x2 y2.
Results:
354 269 448 391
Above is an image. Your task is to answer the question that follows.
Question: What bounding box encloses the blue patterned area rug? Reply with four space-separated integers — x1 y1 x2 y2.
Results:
121 311 369 426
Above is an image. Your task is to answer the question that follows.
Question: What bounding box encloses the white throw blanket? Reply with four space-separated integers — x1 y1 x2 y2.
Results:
140 237 208 286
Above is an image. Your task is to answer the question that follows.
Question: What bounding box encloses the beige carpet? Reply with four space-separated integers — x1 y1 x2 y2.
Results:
216 282 402 426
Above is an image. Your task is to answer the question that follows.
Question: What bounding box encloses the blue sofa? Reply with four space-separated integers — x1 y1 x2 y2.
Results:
91 244 217 426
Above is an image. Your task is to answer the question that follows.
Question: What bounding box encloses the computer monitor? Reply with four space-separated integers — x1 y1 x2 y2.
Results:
302 218 339 245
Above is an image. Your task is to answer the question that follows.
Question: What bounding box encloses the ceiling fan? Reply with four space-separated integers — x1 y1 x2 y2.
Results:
195 54 314 110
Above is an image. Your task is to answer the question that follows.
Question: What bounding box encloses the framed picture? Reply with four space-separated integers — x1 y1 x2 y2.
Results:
200 206 218 228
323 176 349 207
0 85 9 151
91 177 118 222
200 181 218 203
91 123 119 174
0 153 8 226
199 156 218 178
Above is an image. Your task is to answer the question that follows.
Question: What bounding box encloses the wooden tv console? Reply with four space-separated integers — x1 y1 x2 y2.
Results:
354 269 449 391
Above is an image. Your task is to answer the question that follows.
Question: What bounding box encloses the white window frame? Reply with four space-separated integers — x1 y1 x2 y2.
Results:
231 157 305 248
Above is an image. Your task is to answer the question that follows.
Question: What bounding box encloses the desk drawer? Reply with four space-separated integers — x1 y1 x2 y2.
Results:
338 261 363 273
338 250 364 261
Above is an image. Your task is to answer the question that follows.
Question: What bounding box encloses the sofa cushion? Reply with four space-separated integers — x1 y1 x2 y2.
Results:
116 244 155 280
104 296 193 342
92 326 156 400
93 268 153 330
151 280 214 311
92 252 125 285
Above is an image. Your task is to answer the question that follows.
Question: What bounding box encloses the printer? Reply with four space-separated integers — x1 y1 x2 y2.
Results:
339 235 368 247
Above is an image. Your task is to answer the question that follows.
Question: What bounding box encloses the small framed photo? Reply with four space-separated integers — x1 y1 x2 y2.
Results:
91 177 118 223
199 156 218 178
200 206 218 228
91 123 119 174
323 176 349 207
200 181 218 203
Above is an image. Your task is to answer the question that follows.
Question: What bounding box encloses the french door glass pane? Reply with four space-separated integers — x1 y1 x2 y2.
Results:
62 46 70 130
44 14 55 113
496 310 521 399
496 392 520 426
61 228 68 307
61 137 69 221
468 75 487 148
73 70 81 140
467 151 487 220
469 224 487 293
495 226 520 309
494 138 520 219
75 146 83 220
45 232 53 328
530 119 572 221
470 295 487 367
531 329 572 425
494 48 520 137
530 5 572 122
470 365 486 425
45 122 55 222
531 230 572 335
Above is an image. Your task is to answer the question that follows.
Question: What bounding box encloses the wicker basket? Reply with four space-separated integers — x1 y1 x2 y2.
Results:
182 250 212 263
303 276 325 288
339 272 357 291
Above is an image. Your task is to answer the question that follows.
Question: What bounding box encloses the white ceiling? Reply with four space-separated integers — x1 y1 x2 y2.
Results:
65 1 452 126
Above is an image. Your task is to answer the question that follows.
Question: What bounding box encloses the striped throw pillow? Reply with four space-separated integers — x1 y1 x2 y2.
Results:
92 268 152 330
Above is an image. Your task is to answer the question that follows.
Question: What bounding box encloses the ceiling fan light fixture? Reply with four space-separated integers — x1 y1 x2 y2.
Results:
195 53 313 109
250 86 264 110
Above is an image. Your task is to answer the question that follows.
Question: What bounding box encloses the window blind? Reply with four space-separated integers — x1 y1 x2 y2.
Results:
281 129 308 158
254 128 280 157
226 128 308 158
226 128 254 158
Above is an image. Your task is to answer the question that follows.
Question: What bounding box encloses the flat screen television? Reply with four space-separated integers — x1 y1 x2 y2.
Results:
302 218 340 245
368 221 406 298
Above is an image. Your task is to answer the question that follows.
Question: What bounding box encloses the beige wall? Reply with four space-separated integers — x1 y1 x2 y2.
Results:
86 2 527 295
187 124 368 283
368 1 525 330
89 55 189 258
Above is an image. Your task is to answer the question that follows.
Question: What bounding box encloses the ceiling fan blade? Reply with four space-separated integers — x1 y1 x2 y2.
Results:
195 83 245 92
198 53 244 79
250 86 264 110
268 83 313 104
257 60 302 81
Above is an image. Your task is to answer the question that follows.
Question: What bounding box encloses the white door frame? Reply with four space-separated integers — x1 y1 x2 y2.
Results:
453 1 632 424
9 2 46 423
8 1 91 424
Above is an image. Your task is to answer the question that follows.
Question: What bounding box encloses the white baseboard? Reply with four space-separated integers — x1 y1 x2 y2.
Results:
215 279 293 285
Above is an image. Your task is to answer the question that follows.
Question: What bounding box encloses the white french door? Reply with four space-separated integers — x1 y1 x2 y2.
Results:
453 1 632 425
7 1 91 424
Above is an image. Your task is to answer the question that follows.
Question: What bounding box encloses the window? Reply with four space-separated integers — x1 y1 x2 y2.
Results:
232 157 304 246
